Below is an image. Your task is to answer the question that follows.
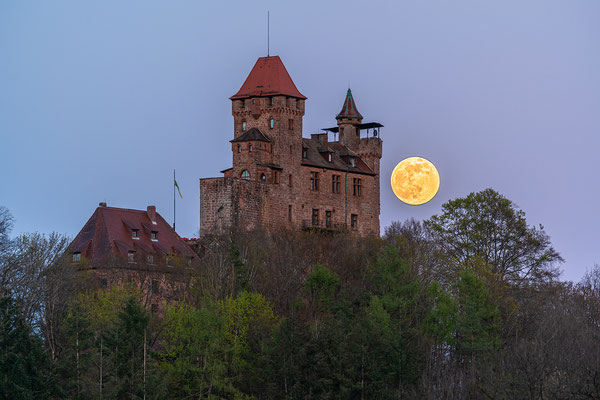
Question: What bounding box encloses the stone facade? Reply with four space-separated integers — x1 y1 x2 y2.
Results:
200 56 383 237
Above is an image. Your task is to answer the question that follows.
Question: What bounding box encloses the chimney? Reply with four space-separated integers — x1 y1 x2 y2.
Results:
147 205 157 224
99 202 107 207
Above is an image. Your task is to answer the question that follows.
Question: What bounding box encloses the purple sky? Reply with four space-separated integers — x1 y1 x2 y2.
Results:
1 1 599 282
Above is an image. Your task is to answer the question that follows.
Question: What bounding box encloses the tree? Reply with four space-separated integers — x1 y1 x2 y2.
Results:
424 188 562 285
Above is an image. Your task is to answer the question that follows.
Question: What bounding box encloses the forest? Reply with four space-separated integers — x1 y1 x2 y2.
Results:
1 188 599 399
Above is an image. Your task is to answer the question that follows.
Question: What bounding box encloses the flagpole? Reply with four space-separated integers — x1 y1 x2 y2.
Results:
173 169 176 231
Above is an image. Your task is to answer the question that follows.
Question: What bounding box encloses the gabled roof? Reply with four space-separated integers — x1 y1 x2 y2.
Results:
301 138 375 176
68 205 198 269
230 128 271 143
230 56 307 100
336 88 363 120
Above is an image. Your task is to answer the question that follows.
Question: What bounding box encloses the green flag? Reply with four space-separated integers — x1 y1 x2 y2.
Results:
174 179 183 198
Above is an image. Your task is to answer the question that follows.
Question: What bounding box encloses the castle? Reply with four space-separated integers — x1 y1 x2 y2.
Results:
200 56 383 237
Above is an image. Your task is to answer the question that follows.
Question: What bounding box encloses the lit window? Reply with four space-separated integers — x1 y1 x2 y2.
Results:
241 170 250 180
351 214 358 230
242 121 246 131
310 172 319 191
72 252 81 262
132 229 139 239
312 209 319 226
249 144 253 152
269 118 274 129
353 178 362 197
147 254 155 264
332 175 340 193
128 251 135 263
151 231 158 241
237 145 241 153
261 173 266 182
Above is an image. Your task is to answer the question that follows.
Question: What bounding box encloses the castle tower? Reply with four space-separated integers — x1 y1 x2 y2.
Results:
229 56 306 184
336 88 363 150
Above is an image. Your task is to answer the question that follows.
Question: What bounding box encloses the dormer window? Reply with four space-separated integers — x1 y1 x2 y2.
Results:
242 121 247 131
132 229 139 239
151 231 158 241
128 251 135 263
72 252 81 263
349 157 356 168
269 118 274 129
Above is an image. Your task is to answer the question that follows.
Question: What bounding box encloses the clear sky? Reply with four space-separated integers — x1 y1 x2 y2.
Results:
1 0 598 282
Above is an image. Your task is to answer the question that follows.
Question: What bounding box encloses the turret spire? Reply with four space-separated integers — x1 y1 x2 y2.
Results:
336 88 363 120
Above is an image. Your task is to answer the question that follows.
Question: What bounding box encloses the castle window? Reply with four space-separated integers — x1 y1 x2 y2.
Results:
241 170 250 180
72 252 81 263
288 205 292 222
325 211 332 228
332 175 340 193
132 229 139 239
270 96 274 106
312 209 319 226
328 153 332 162
151 231 158 241
353 178 362 197
147 254 155 265
351 214 358 229
237 145 241 153
288 119 294 130
128 251 135 263
302 148 308 159
152 279 159 295
242 121 246 131
310 172 319 191
273 171 279 184
349 157 356 168
270 118 274 129
289 174 293 187
261 173 266 182
249 144 253 152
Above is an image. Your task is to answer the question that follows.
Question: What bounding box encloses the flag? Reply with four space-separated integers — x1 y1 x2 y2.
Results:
174 179 183 198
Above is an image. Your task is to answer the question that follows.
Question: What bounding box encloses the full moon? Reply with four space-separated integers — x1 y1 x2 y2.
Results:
391 157 440 205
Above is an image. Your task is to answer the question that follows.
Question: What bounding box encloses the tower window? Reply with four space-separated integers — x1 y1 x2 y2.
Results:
288 119 294 130
270 97 274 106
269 118 274 129
273 171 279 184
261 173 266 182
237 145 241 153
353 178 362 197
289 174 293 187
242 121 246 131
312 209 319 226
72 252 81 263
310 172 319 191
249 144 253 152
332 175 340 193
241 170 250 180
288 205 292 222
351 214 358 230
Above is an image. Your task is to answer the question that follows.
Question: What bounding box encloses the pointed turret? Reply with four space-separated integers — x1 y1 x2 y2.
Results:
336 89 363 121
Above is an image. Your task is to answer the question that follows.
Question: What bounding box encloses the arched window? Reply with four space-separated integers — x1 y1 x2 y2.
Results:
260 173 266 182
269 118 274 129
242 120 247 131
241 170 250 180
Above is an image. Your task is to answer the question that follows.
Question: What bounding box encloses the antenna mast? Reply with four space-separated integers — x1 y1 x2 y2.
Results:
267 11 270 57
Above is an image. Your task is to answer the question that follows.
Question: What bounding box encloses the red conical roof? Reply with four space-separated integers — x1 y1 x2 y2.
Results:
336 88 363 120
230 56 307 100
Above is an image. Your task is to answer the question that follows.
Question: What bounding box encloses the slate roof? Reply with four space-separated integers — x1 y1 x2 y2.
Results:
230 56 307 100
230 128 271 143
301 138 375 176
336 88 363 120
68 205 198 269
